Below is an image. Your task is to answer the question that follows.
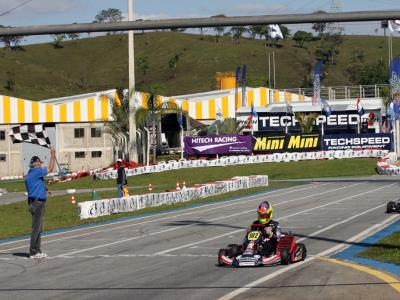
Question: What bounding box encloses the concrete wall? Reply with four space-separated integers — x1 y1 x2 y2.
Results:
0 125 23 177
56 123 114 172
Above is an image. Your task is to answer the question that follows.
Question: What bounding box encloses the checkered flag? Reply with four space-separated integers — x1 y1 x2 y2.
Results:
9 124 51 148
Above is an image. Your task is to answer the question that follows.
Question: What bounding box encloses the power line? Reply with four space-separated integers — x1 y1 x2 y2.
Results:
0 0 34 18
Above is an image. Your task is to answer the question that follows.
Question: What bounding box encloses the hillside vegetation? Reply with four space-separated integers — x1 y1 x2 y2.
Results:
0 32 399 100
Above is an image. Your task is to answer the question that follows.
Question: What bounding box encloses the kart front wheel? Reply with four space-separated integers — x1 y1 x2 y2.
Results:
297 243 307 261
218 249 227 266
280 248 291 265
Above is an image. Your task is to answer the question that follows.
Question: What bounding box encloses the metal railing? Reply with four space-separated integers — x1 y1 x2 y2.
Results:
283 84 389 101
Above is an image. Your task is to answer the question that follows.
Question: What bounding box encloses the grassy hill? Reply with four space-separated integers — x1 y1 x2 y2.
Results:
0 32 399 100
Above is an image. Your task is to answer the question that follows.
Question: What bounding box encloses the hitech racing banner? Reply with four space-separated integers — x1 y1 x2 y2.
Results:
257 112 361 132
322 133 392 151
253 133 321 153
184 134 252 155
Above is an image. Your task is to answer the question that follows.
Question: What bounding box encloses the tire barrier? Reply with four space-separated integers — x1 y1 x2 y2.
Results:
93 150 389 180
376 152 400 176
77 175 269 220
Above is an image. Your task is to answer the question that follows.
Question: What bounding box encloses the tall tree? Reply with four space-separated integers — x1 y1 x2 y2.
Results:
211 14 226 43
312 11 329 38
137 56 150 80
168 53 182 78
0 25 24 50
230 26 246 44
94 8 123 35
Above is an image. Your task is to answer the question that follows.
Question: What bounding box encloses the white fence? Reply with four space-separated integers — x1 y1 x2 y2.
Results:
94 149 389 180
78 175 268 220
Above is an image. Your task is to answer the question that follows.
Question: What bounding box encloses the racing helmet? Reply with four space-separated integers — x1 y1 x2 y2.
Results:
257 201 273 224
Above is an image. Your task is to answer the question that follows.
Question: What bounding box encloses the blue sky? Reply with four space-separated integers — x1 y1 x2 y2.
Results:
0 0 399 44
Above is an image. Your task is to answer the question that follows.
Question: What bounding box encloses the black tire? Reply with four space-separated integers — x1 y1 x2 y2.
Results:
387 202 395 213
227 244 240 258
297 243 307 261
280 248 291 265
218 249 227 266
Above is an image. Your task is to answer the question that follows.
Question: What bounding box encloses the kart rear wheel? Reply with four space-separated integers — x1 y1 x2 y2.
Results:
297 243 307 261
387 202 395 213
227 244 240 258
218 249 227 266
280 248 291 265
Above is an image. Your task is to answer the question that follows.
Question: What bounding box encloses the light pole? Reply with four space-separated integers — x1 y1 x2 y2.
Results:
128 0 138 162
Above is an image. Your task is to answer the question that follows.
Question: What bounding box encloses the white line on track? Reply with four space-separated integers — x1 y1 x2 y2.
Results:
154 183 395 255
0 183 330 252
57 182 366 257
218 213 400 300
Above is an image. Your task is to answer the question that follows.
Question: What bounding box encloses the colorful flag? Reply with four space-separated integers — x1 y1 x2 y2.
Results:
9 124 51 148
320 98 332 117
235 66 241 108
268 24 283 39
251 103 258 118
178 107 183 128
356 96 365 116
241 64 247 107
312 61 323 106
389 57 400 119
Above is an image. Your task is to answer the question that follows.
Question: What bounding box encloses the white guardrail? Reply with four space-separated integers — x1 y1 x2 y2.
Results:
78 175 268 220
94 149 389 180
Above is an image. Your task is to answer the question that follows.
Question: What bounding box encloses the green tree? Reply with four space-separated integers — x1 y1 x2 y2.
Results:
137 56 150 81
0 25 24 50
94 8 123 23
230 26 246 44
207 118 245 134
293 30 314 48
357 59 388 85
248 25 263 39
168 53 182 78
280 25 291 38
211 14 226 43
311 11 329 38
52 34 66 49
94 8 123 35
104 88 130 160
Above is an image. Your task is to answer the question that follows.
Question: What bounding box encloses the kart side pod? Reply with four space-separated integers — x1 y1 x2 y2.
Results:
386 201 400 213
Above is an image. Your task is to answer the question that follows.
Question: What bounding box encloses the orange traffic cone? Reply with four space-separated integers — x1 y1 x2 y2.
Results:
71 195 76 205
148 183 153 192
182 181 187 189
176 181 181 191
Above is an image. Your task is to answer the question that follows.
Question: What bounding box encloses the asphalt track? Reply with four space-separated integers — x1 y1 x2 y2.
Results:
0 179 399 300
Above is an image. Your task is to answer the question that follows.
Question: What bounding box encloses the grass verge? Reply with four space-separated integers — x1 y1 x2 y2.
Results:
0 182 300 241
356 232 400 265
0 158 378 193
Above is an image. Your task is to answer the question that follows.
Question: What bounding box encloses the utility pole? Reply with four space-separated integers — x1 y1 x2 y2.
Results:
128 0 138 162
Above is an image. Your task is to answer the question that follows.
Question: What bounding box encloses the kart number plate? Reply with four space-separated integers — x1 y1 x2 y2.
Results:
239 261 256 266
247 231 261 241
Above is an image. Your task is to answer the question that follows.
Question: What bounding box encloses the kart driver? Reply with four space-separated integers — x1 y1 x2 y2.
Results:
250 200 281 256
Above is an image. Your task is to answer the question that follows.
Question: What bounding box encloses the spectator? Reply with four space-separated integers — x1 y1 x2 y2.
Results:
25 147 55 259
116 159 127 198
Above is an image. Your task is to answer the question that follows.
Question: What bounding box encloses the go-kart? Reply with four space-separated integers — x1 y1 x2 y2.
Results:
386 201 400 213
218 224 307 267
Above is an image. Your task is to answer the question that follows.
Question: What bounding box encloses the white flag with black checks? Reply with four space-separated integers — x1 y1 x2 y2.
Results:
9 124 51 148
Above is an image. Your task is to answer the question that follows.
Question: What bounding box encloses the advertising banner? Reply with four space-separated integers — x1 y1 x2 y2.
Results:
184 134 252 155
253 133 321 153
257 112 361 132
322 133 392 151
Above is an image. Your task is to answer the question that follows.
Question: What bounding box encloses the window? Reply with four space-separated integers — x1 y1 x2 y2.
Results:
0 154 6 162
91 151 102 158
74 128 84 138
0 131 5 140
74 152 85 158
91 128 101 138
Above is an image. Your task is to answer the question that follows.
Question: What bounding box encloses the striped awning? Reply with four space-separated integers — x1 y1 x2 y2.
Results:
0 87 310 125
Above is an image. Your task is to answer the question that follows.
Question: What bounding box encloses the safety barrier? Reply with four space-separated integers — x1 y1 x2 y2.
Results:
376 152 400 175
94 149 388 180
77 175 268 220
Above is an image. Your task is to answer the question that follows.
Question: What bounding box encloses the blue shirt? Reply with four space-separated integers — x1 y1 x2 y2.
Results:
25 167 48 200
